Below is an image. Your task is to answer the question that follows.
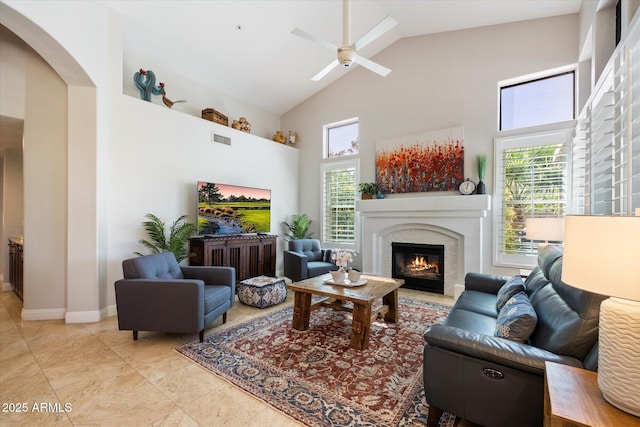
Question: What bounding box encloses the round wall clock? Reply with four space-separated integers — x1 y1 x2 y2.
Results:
459 179 476 195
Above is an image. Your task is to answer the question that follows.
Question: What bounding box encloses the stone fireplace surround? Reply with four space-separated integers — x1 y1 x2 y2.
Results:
356 194 491 297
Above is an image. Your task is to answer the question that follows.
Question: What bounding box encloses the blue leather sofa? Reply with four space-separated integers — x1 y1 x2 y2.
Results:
423 245 607 427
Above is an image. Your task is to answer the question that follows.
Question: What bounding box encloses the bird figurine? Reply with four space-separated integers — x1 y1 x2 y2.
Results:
158 82 186 109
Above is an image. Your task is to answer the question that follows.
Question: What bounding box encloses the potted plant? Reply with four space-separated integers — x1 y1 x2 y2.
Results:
135 213 195 263
476 154 487 194
359 182 377 199
281 213 313 241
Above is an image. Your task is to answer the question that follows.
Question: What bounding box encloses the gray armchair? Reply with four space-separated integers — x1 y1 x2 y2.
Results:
283 239 338 282
114 252 235 342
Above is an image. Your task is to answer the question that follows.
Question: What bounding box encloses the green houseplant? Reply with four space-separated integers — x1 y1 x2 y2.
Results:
359 182 377 199
135 213 195 263
281 213 313 241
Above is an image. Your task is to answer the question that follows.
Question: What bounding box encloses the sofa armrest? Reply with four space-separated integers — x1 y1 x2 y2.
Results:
284 250 308 282
181 266 236 287
464 272 510 295
424 324 583 375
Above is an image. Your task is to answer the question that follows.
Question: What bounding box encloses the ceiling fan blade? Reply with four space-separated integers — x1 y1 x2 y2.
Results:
312 59 340 81
354 54 391 77
353 16 398 51
291 27 338 51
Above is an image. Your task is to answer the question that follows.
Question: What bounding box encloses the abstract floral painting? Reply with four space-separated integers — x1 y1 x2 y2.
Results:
375 126 464 193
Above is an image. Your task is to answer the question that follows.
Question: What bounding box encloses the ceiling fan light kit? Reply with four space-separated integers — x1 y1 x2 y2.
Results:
292 0 397 81
338 47 355 67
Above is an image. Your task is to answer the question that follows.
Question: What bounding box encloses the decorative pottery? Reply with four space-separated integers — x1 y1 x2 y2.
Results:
273 131 287 144
348 269 361 282
288 131 298 144
133 69 163 102
330 270 346 283
232 117 251 133
476 180 486 194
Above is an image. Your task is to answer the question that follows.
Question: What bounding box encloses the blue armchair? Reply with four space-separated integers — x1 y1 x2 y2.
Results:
283 239 338 282
114 252 235 342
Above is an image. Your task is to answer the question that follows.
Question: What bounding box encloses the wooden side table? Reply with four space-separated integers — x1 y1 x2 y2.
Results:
544 361 640 426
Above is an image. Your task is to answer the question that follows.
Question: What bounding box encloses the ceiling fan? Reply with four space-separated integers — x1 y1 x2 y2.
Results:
292 0 398 81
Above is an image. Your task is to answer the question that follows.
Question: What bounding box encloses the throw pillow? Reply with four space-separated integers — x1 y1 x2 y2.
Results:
495 291 538 343
496 275 526 311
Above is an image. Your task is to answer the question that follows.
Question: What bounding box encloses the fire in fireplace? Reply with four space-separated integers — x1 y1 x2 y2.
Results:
391 242 444 294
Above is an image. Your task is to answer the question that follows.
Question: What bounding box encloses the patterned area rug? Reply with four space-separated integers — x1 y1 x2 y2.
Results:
176 298 456 427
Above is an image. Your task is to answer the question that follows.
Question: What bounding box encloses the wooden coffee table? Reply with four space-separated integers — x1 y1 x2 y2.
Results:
287 274 405 350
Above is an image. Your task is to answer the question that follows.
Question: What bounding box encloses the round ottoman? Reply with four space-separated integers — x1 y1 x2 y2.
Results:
238 276 287 308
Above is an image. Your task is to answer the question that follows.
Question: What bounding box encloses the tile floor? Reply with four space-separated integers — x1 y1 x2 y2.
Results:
0 286 455 426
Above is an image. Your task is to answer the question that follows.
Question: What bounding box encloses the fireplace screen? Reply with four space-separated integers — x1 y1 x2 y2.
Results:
392 242 444 293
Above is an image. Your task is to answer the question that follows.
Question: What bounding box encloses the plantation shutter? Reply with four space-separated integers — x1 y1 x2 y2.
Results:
494 129 571 267
572 26 640 215
322 161 356 244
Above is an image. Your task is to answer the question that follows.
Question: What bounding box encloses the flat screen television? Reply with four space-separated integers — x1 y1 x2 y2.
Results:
197 181 271 235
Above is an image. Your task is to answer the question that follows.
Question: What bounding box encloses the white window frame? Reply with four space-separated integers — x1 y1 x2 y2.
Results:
323 117 359 159
493 128 573 268
320 158 359 251
498 66 576 132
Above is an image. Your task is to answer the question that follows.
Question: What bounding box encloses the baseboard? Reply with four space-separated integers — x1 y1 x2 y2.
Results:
1 282 12 292
22 307 66 321
19 304 117 323
106 304 117 317
454 283 465 300
65 309 102 323
65 304 117 323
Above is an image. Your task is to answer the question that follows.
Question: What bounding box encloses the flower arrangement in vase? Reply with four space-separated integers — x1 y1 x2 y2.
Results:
330 249 356 282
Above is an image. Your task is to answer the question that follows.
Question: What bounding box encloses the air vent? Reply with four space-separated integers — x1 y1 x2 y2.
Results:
212 132 231 145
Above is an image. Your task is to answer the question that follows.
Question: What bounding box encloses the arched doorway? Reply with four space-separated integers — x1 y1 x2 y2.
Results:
1 3 102 322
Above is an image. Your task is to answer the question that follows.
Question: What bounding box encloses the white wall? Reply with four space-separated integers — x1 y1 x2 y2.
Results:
22 42 68 315
123 53 282 141
282 14 579 277
105 95 298 307
1 0 299 319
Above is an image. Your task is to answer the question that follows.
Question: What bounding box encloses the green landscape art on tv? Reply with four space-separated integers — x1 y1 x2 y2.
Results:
197 181 271 235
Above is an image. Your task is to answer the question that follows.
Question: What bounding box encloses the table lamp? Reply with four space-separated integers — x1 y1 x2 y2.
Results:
561 215 640 416
525 217 565 247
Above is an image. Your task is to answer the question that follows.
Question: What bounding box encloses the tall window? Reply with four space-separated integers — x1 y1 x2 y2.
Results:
500 71 575 131
322 118 359 247
493 129 571 267
322 160 357 244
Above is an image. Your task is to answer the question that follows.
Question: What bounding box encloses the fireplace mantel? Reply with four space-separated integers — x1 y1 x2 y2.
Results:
356 194 491 217
356 194 491 297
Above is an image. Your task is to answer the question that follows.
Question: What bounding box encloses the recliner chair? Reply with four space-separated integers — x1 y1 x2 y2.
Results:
283 239 338 282
114 252 235 342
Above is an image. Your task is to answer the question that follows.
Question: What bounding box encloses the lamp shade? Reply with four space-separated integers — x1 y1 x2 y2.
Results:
561 215 640 301
525 217 565 242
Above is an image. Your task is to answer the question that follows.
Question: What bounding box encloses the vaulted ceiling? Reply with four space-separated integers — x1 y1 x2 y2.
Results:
1 1 583 156
108 0 582 116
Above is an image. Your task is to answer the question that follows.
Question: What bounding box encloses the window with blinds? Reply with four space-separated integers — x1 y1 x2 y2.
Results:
321 161 357 244
572 24 639 215
494 129 572 267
